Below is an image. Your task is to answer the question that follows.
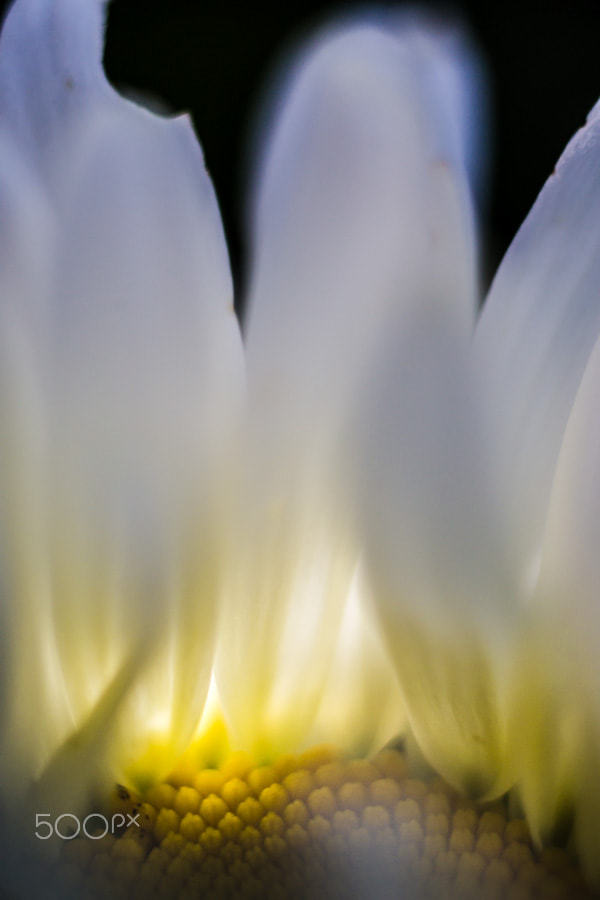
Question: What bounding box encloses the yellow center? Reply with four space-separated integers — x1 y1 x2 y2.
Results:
56 745 589 899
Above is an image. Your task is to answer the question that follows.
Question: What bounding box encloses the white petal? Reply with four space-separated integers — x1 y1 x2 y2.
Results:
506 629 582 847
33 104 243 795
216 479 360 757
474 100 600 577
310 564 406 755
0 0 113 173
523 333 600 865
389 10 490 199
536 333 600 715
0 0 244 807
217 18 481 757
0 140 63 796
244 19 478 456
358 315 515 796
573 726 600 888
0 135 54 320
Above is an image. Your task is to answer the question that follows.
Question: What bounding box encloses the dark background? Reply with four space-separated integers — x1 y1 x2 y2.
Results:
2 0 600 308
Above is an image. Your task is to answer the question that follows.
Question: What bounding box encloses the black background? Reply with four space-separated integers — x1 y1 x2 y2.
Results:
2 0 600 307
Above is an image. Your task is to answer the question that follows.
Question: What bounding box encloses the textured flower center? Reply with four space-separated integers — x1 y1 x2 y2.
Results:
55 746 589 899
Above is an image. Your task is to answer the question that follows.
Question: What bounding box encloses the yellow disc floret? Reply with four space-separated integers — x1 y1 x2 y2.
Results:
54 745 590 899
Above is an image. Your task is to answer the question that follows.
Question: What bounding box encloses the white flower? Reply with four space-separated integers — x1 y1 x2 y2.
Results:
1 0 600 890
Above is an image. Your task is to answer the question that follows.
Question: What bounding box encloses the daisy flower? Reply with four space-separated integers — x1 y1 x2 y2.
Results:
0 1 599 898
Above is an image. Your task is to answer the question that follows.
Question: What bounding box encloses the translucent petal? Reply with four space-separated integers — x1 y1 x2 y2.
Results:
0 139 61 795
245 20 478 452
14 104 244 802
388 10 490 199
0 0 249 813
358 315 515 797
474 100 600 578
573 725 600 887
524 333 600 868
0 0 113 174
217 18 480 757
310 564 406 756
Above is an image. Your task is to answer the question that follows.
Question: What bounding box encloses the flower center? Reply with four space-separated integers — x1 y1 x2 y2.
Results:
55 745 589 899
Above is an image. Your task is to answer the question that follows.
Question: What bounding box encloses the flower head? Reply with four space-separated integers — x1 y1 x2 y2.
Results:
1 0 600 896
